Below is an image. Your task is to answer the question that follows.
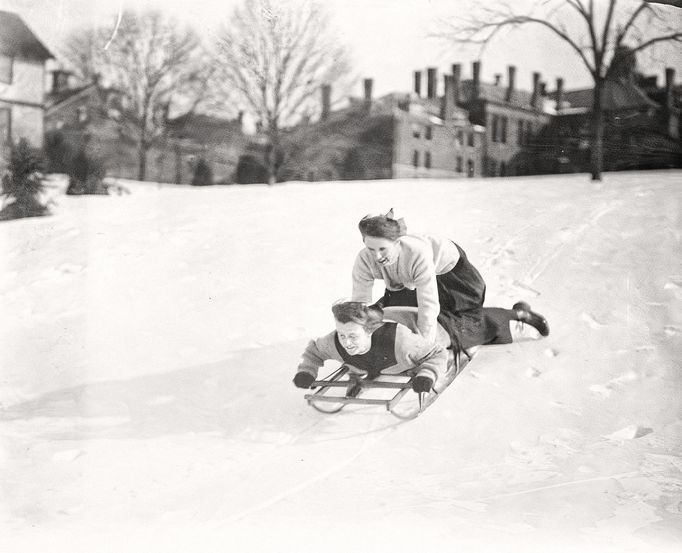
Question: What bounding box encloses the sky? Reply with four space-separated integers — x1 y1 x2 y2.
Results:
1 0 681 101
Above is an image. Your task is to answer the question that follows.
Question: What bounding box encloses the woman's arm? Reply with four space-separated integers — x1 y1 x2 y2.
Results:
296 332 342 379
351 251 376 303
410 253 440 342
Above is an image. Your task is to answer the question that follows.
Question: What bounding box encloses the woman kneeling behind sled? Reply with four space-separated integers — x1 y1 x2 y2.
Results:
294 301 457 394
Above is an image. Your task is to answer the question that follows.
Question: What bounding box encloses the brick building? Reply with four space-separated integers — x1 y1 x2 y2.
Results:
279 74 484 182
0 10 53 165
454 61 553 177
45 72 247 184
534 58 681 173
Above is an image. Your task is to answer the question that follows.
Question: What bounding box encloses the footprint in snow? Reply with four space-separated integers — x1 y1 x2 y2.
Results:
664 326 680 337
526 367 542 378
581 312 604 329
589 371 638 398
589 384 612 398
603 425 653 441
664 280 682 300
52 449 85 462
59 263 84 274
544 348 559 358
511 280 540 297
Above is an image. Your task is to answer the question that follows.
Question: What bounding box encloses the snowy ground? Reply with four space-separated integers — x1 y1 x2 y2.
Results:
1 171 680 552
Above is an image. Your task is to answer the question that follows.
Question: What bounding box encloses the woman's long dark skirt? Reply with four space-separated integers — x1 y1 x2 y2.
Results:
379 243 516 351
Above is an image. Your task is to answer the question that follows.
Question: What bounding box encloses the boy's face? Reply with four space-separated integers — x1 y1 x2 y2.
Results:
335 321 372 355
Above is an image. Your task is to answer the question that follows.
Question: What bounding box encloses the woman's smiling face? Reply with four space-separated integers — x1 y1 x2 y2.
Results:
363 236 400 266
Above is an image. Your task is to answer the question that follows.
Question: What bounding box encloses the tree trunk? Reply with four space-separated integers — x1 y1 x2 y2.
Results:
590 80 605 181
137 144 147 182
265 126 279 185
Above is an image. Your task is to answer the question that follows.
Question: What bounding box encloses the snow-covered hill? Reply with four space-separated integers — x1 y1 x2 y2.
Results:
1 171 680 552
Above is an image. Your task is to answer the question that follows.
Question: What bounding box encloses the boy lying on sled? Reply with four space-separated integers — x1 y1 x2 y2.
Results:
293 301 452 393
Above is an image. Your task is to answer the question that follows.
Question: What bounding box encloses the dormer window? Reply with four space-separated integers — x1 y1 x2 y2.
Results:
0 55 13 84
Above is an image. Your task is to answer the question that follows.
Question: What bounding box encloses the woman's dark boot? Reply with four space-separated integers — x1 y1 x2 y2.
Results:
513 301 550 337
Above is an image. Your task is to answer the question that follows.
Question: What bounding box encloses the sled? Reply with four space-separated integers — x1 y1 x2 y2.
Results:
304 347 478 420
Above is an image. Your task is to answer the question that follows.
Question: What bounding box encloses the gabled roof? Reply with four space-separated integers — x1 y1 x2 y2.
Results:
0 10 53 60
556 79 658 111
45 84 96 110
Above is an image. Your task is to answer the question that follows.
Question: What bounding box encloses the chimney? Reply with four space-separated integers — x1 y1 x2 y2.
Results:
427 67 438 100
321 84 331 121
506 65 516 102
441 75 454 120
540 81 547 96
451 63 461 106
555 77 564 112
363 78 373 110
665 67 675 111
472 61 481 100
494 74 502 86
51 70 70 94
531 72 541 108
414 70 422 97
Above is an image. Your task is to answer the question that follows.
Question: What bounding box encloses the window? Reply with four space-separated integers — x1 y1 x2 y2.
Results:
500 161 507 176
456 129 464 146
491 114 499 142
412 150 419 167
467 132 474 147
517 120 534 146
424 151 431 169
77 106 89 124
412 124 421 139
425 126 432 140
456 156 463 173
0 108 10 146
501 116 508 144
0 55 13 84
467 159 474 177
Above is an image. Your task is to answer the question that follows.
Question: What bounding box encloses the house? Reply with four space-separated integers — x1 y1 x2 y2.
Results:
45 71 247 184
279 76 484 182
164 113 248 184
537 51 681 173
454 61 553 177
44 71 142 178
0 10 53 164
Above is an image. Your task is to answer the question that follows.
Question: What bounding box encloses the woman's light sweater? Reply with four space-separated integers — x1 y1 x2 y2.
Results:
352 234 460 341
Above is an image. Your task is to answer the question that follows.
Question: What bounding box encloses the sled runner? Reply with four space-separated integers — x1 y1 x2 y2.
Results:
304 347 478 420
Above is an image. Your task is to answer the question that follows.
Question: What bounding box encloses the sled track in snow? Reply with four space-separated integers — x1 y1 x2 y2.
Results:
220 413 397 524
523 203 619 284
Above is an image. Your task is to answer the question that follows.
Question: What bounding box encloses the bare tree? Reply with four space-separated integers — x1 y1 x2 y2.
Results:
59 28 108 83
438 0 682 180
61 11 215 181
215 0 352 184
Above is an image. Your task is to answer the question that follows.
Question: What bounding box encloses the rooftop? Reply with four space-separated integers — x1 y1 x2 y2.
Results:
552 79 658 112
0 10 53 60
